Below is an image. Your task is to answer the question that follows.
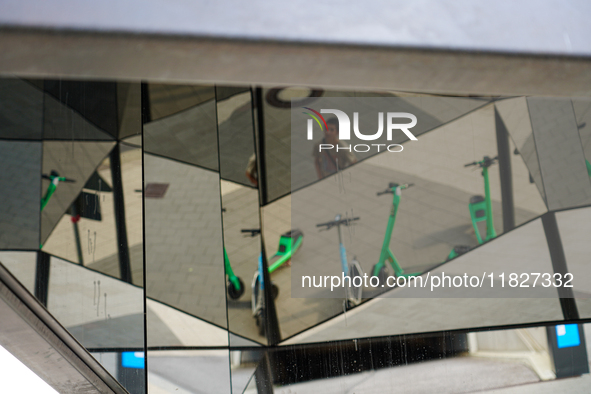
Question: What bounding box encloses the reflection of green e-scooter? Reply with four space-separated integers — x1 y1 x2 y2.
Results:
464 156 498 244
224 249 245 300
40 171 76 250
41 170 76 211
371 183 421 284
221 208 246 300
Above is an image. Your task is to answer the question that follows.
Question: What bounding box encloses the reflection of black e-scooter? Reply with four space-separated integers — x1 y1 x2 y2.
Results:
316 215 363 309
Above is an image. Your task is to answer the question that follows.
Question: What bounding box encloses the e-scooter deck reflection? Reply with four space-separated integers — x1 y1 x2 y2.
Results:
316 215 363 310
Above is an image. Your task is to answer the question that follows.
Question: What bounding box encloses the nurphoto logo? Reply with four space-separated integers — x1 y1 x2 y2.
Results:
303 107 418 153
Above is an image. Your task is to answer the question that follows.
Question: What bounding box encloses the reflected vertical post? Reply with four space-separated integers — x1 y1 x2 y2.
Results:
494 105 515 232
541 212 578 320
253 87 281 345
110 143 132 284
254 350 274 394
34 251 50 306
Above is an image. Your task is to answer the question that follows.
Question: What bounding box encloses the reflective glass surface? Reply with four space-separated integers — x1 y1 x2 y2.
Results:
0 141 41 249
144 84 219 171
528 97 591 210
556 207 591 318
0 251 36 293
2 75 591 393
148 350 231 393
220 180 264 345
0 78 43 140
144 153 227 329
216 86 257 187
42 148 126 281
47 256 144 349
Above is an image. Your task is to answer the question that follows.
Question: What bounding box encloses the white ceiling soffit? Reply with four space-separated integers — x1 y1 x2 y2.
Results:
1 0 591 96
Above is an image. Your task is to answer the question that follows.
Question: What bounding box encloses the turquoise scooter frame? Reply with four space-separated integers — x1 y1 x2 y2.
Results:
317 215 363 310
465 156 498 244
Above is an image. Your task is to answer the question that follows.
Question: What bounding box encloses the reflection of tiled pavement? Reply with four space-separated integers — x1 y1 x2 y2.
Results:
0 141 41 249
144 153 227 328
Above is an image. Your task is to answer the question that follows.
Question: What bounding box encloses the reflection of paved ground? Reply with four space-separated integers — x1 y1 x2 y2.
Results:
0 141 41 249
47 257 144 348
144 153 227 328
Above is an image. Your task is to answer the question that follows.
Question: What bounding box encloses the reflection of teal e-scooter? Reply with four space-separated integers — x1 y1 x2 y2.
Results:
248 228 304 336
464 156 498 244
371 183 421 284
316 215 363 310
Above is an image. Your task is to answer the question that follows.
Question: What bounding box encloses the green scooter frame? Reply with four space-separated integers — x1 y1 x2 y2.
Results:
224 248 245 300
465 156 498 244
371 183 421 283
267 229 304 273
41 170 76 211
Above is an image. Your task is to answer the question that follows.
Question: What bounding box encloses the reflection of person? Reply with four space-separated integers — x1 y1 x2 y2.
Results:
245 153 258 186
312 117 357 179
